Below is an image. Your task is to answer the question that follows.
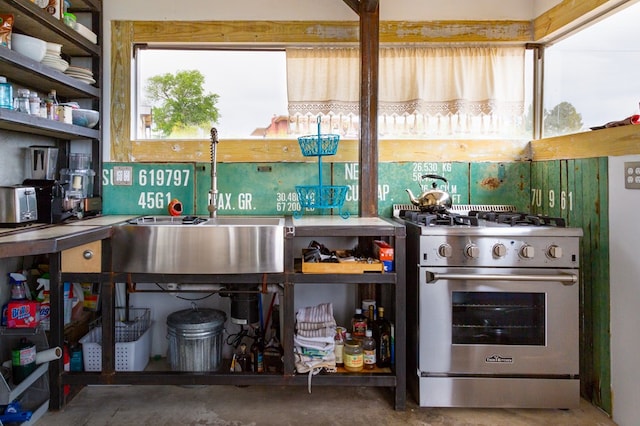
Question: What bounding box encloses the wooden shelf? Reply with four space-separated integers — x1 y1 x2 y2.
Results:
0 47 100 98
0 108 99 139
0 0 100 57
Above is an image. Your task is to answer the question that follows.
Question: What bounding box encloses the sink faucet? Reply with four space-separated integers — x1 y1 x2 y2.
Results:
208 127 219 218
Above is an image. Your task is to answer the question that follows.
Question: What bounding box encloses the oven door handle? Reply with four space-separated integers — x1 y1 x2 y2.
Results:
425 271 578 285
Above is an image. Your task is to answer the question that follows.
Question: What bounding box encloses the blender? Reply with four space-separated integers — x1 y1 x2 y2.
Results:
59 153 99 219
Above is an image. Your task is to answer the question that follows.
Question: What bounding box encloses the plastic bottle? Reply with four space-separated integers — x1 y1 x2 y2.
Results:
362 329 376 370
36 276 51 331
0 76 13 110
351 308 367 341
374 306 392 368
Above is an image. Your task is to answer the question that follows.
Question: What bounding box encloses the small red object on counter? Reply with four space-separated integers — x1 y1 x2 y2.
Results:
168 198 183 216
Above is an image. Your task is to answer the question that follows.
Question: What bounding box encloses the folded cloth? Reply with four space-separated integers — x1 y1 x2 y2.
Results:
296 302 334 323
294 335 335 351
296 325 336 339
294 349 337 393
296 320 336 331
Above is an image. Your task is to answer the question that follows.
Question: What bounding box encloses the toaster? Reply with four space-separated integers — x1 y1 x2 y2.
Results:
0 185 38 224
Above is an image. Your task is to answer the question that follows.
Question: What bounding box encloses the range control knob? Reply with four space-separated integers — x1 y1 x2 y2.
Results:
547 245 563 259
520 245 535 259
438 244 453 258
465 244 480 259
492 243 507 258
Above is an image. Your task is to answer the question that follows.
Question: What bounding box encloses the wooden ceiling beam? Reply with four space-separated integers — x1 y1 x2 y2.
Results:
343 0 359 15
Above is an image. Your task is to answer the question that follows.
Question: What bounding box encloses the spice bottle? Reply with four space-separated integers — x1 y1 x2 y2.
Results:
351 308 367 341
47 89 59 120
362 329 376 370
343 338 363 372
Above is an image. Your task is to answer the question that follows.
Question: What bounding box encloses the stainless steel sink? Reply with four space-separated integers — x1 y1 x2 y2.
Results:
111 216 285 274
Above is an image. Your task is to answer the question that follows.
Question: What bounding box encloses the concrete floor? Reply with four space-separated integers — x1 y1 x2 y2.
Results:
39 385 616 426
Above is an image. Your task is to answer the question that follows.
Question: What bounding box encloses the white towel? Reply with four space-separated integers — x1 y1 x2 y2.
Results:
296 302 334 323
294 335 335 351
296 320 336 331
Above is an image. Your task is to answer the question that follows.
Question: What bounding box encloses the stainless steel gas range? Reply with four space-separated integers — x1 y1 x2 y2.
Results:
395 205 583 408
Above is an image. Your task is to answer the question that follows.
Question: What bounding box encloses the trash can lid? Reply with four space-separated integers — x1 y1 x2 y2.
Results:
167 307 226 330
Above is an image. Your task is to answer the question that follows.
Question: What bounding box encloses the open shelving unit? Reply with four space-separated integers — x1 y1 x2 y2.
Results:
57 216 407 411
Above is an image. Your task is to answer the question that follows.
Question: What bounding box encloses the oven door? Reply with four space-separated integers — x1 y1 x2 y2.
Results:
418 266 579 376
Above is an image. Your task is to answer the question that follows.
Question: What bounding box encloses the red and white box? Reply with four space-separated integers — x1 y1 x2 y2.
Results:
373 240 394 271
6 300 40 328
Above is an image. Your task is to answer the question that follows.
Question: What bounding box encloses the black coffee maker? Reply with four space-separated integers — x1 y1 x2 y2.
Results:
22 179 75 224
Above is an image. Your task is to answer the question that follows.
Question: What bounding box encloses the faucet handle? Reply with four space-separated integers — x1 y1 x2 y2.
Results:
210 127 219 143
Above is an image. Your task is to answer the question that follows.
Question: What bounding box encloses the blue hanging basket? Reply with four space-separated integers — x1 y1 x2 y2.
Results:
297 134 340 156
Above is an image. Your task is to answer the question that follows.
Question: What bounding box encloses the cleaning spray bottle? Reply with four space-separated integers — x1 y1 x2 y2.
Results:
1 272 29 326
36 275 51 330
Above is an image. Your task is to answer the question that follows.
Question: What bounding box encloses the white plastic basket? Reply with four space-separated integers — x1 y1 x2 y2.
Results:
79 322 152 372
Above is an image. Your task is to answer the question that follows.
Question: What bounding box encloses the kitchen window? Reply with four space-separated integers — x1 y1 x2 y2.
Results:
134 45 533 141
543 1 640 137
134 48 288 140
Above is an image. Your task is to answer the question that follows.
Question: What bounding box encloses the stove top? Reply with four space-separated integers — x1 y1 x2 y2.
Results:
400 209 566 228
393 204 583 238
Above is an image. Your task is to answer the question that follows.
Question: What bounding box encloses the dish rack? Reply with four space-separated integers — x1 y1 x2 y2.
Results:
294 120 350 219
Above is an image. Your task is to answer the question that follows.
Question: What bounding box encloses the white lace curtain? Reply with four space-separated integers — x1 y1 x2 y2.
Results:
286 46 525 138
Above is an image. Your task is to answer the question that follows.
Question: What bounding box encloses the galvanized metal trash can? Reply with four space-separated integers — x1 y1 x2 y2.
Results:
166 306 226 372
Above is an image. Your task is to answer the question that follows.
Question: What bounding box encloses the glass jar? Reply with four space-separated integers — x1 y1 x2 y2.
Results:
14 88 30 114
29 91 40 116
0 76 13 110
343 339 363 372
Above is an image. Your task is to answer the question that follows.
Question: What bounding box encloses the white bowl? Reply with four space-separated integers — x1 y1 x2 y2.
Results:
46 41 63 54
72 108 99 128
11 33 47 63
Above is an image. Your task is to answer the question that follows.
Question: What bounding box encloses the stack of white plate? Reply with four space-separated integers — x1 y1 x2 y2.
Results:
64 66 96 85
41 43 69 73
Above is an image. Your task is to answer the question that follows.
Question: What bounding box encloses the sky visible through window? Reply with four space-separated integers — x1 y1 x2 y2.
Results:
137 50 288 139
544 1 640 131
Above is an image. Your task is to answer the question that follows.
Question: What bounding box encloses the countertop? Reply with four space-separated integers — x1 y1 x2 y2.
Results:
0 215 405 259
0 215 138 259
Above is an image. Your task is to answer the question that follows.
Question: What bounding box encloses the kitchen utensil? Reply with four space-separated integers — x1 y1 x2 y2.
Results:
29 146 58 180
405 174 452 212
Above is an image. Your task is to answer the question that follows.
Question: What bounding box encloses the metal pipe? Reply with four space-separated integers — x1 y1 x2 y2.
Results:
208 127 219 218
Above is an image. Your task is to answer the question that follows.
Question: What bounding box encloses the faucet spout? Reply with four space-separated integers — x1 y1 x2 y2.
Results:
208 127 219 218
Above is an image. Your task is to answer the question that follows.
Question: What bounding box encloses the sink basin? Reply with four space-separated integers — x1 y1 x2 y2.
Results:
112 216 285 274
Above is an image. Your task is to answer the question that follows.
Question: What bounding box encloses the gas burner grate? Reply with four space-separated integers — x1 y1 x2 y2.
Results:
403 210 479 227
471 211 566 227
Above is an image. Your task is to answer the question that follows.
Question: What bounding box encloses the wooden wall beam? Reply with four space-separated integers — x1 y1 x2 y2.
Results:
359 2 379 217
533 0 609 41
